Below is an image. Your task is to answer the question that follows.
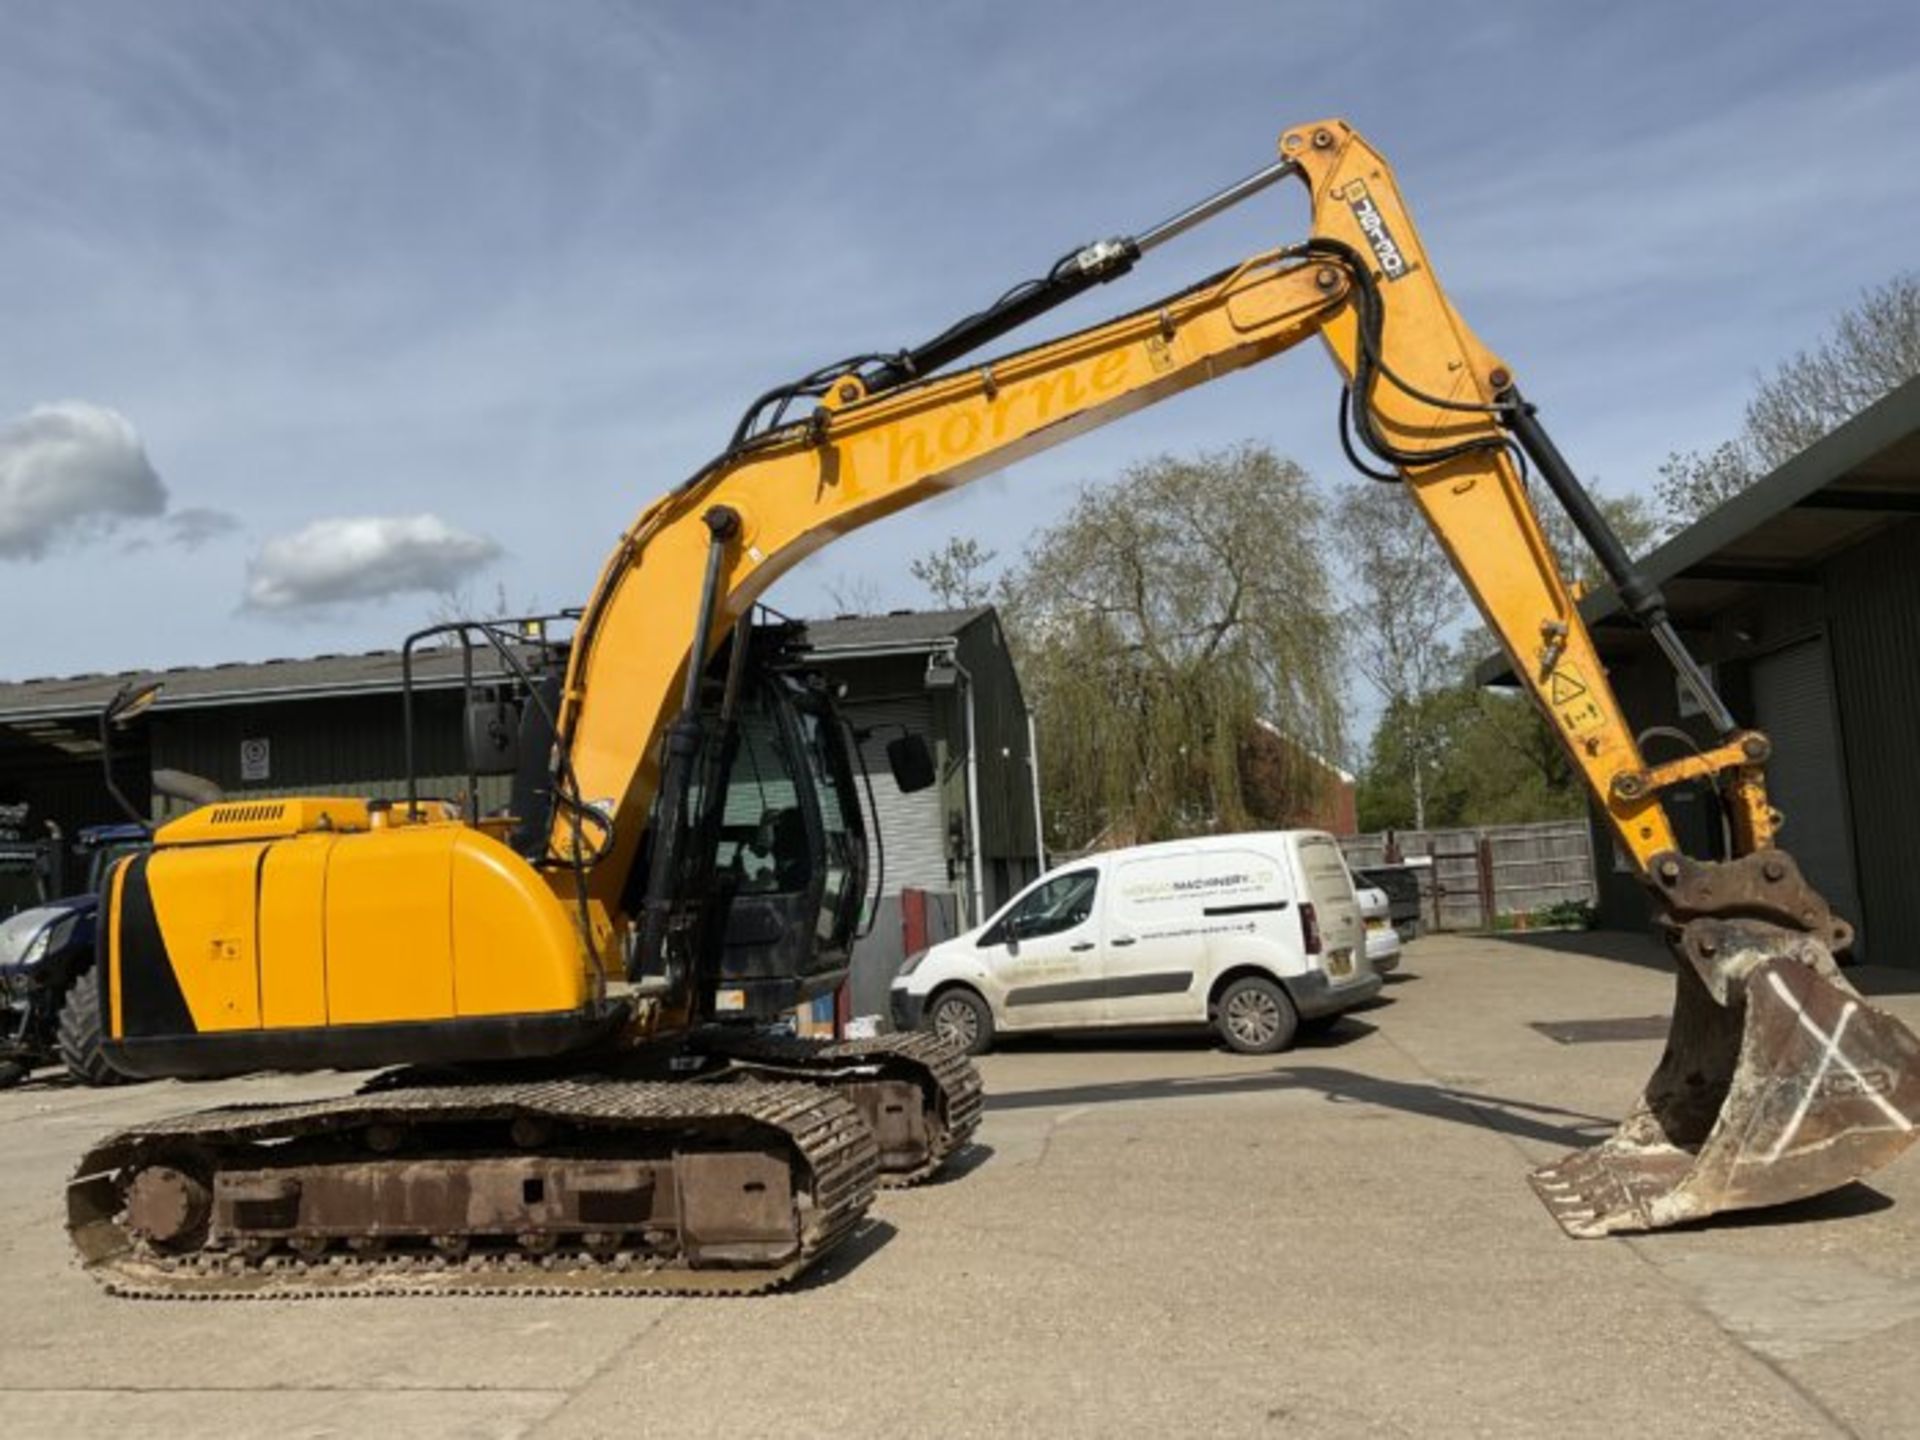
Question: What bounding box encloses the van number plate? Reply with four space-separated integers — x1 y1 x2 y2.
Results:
1326 949 1354 979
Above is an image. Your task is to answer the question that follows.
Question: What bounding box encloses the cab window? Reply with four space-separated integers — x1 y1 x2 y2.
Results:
711 703 804 895
982 870 1098 945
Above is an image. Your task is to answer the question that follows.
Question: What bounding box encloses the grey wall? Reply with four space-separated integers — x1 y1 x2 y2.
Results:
953 613 1043 907
0 740 133 836
1585 515 1920 968
149 691 510 820
1585 643 1728 932
1824 518 1920 966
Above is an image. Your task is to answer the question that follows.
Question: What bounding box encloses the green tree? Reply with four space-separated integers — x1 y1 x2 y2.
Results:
1002 445 1344 852
1355 641 1586 833
1337 474 1648 828
1656 272 1920 528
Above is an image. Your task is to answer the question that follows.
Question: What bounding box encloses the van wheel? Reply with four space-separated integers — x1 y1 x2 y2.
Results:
1216 976 1298 1055
926 988 993 1057
57 965 128 1088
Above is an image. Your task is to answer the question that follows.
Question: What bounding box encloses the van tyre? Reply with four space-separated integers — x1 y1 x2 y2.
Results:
1216 976 1299 1055
926 988 993 1057
57 964 127 1088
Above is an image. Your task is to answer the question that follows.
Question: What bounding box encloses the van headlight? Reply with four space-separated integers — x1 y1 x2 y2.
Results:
895 948 930 979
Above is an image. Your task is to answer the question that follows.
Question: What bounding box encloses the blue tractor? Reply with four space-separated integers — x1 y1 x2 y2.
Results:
0 679 220 1087
0 822 152 1087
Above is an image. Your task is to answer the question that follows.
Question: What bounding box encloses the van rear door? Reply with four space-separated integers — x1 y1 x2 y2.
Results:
1292 833 1362 972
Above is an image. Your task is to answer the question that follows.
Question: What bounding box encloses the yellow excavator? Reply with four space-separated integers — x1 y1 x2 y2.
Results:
67 117 1920 1296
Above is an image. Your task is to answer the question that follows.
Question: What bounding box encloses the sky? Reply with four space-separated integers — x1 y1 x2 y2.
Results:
3 1 1918 752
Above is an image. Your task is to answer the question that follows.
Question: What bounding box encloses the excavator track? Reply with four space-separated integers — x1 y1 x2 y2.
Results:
694 1029 984 1187
66 1078 876 1300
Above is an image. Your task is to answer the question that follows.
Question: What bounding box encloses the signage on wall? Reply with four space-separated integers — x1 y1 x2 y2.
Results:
240 737 271 782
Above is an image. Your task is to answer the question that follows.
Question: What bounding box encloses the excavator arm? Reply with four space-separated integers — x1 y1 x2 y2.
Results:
555 118 1919 1234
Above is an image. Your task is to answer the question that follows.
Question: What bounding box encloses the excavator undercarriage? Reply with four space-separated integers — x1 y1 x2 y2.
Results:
66 1028 982 1298
70 1079 879 1299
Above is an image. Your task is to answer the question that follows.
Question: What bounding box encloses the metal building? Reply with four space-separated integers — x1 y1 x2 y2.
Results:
1480 377 1920 966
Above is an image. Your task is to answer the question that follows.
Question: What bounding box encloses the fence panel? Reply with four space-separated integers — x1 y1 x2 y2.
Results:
1342 820 1594 932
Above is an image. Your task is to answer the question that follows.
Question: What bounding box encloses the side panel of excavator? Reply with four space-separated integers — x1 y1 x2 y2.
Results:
101 802 608 1079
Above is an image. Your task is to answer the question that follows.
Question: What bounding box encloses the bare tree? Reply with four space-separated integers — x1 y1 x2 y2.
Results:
822 572 886 615
1338 481 1462 828
1657 272 1920 527
1005 444 1344 851
1655 441 1756 528
909 536 998 608
425 580 539 630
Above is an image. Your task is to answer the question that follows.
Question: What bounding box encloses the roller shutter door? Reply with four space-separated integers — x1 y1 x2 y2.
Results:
841 696 952 903
1748 636 1865 954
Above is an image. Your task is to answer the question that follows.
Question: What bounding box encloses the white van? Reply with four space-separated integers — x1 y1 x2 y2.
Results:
890 830 1380 1055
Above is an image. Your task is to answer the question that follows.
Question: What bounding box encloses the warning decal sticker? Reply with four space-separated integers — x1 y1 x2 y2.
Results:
1549 663 1604 733
1549 669 1588 705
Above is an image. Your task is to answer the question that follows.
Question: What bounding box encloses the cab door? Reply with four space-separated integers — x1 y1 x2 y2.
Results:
975 867 1105 1031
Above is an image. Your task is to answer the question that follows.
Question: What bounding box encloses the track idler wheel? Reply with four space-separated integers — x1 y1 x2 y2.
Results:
124 1165 212 1251
1531 851 1920 1236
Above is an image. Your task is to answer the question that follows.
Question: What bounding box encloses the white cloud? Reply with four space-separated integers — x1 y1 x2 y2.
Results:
244 513 501 611
0 401 167 559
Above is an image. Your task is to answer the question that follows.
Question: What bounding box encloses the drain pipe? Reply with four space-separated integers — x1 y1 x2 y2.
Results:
1024 707 1047 876
930 643 986 928
955 652 985 929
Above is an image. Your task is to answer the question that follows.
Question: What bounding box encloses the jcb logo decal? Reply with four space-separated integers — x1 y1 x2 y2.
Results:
1339 181 1414 282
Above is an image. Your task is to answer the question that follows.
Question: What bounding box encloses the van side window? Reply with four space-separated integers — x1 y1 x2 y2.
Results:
982 870 1098 945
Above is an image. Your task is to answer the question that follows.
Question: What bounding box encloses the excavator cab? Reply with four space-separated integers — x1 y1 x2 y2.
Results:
699 669 871 1019
624 619 935 1026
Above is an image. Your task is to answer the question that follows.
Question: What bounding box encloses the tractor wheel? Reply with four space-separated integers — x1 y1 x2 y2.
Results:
57 965 128 1087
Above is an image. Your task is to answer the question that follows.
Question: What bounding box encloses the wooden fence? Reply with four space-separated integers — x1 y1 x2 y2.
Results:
1342 819 1595 932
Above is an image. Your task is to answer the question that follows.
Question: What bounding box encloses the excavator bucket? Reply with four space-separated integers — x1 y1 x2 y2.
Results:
1531 916 1920 1237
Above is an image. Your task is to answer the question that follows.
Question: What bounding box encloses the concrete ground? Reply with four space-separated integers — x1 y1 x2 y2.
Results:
3 932 1919 1440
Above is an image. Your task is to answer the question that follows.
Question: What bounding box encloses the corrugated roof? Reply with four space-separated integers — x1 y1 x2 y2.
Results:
1480 375 1920 686
800 607 992 651
0 607 997 722
0 646 530 723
